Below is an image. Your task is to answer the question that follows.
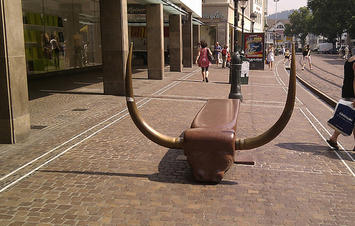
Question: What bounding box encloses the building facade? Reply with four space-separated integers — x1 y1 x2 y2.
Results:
201 0 267 51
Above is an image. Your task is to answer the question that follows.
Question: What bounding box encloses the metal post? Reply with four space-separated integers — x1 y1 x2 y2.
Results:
230 0 239 84
229 51 243 100
234 0 239 53
241 7 245 53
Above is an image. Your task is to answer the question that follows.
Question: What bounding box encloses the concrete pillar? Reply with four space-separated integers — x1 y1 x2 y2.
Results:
146 4 164 79
0 0 30 143
169 14 183 72
182 13 193 68
100 0 128 95
217 22 227 46
193 24 200 64
225 23 230 49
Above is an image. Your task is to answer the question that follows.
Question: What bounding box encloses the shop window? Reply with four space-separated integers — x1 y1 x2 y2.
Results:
22 0 102 75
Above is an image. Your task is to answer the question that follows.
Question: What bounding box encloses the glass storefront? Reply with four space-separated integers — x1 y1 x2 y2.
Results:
22 0 102 75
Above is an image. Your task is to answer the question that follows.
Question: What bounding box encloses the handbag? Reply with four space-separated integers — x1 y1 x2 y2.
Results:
327 99 355 136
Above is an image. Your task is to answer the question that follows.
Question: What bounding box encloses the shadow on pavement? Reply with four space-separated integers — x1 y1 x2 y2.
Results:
324 59 344 66
276 142 346 160
38 149 238 185
28 71 104 100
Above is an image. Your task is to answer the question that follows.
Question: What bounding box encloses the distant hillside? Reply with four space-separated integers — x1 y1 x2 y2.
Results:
268 10 294 20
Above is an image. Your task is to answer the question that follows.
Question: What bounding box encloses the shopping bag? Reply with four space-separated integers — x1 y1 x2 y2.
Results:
327 99 355 136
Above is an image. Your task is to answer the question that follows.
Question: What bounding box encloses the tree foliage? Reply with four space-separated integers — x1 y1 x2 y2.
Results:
284 7 312 45
308 0 355 41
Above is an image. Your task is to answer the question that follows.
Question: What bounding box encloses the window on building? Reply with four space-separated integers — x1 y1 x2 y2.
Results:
22 0 102 75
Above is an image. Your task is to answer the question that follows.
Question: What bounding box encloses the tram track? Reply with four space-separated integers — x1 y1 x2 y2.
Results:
275 58 355 177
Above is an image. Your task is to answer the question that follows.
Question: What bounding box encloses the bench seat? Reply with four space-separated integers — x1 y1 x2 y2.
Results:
191 99 240 131
184 99 240 183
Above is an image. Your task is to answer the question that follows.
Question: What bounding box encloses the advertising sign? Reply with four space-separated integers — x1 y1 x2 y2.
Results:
244 33 265 70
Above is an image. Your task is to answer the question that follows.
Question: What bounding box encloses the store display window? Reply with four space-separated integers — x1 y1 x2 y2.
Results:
22 0 102 74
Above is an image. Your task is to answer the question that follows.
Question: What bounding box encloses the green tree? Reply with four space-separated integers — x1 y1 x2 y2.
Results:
308 0 355 44
284 7 313 46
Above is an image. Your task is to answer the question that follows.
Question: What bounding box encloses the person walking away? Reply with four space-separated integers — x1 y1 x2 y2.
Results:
221 45 229 68
302 44 312 70
214 42 222 67
226 51 231 68
196 40 212 82
267 44 275 71
327 49 355 150
284 48 291 65
344 45 350 60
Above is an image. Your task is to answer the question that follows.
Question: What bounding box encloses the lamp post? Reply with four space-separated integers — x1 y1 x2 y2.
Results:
250 12 257 33
239 0 248 53
233 0 239 52
229 0 248 99
274 0 280 47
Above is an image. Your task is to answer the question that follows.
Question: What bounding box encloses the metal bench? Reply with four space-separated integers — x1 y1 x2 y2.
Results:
125 43 296 183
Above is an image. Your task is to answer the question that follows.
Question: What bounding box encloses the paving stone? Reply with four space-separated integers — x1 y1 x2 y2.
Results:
0 60 354 225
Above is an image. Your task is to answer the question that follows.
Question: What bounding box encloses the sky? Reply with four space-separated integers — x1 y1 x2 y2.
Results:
267 0 308 15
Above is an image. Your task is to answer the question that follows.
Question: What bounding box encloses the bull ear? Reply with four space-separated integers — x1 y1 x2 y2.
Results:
235 43 296 150
125 43 183 149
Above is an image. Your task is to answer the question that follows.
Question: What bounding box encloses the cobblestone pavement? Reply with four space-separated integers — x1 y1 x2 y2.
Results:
296 53 344 101
0 58 354 225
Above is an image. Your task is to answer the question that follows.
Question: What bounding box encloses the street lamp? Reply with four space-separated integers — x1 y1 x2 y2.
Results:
239 0 248 53
274 0 280 22
250 12 257 33
233 0 239 52
274 0 280 47
229 0 248 99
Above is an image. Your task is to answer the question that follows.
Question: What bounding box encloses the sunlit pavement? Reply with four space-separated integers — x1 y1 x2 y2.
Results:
0 59 354 225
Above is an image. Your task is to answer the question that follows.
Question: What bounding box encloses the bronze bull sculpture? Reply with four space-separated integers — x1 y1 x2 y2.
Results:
125 43 296 183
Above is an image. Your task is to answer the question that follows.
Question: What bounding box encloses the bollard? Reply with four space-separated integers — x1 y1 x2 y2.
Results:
228 51 243 100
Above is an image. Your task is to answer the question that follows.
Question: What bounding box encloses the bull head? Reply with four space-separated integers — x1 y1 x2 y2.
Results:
125 42 296 182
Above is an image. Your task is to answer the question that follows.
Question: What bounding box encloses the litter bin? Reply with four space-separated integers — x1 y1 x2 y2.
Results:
241 61 249 85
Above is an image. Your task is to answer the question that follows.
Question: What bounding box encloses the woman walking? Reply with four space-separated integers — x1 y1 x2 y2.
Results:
196 40 213 82
327 49 355 150
267 44 275 71
302 44 312 70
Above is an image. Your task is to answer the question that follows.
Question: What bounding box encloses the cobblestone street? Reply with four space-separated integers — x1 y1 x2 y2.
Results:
0 56 354 225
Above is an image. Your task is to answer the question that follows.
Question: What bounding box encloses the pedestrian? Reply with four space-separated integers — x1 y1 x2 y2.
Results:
327 48 355 150
195 40 213 82
267 44 275 71
214 42 222 67
284 48 291 65
344 45 350 60
302 44 312 70
221 45 229 68
226 51 231 68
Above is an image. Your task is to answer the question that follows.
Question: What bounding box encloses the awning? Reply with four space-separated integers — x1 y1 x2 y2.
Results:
192 18 204 25
129 0 187 16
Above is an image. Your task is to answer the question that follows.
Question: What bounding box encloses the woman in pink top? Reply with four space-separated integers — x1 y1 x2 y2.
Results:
195 40 213 82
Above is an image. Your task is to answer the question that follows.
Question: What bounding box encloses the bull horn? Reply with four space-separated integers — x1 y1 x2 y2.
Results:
125 43 183 149
235 43 296 150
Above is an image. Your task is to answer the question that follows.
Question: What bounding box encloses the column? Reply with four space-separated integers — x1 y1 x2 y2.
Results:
100 0 128 95
231 25 235 52
193 24 200 64
217 22 227 46
182 13 193 68
146 4 164 79
169 14 182 72
0 0 30 143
